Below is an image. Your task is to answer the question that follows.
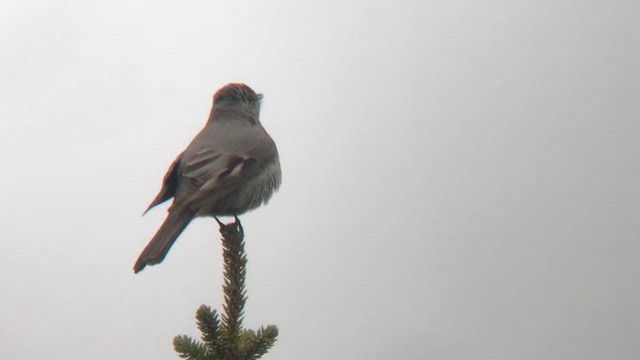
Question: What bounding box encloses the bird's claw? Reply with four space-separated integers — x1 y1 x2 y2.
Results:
234 215 243 234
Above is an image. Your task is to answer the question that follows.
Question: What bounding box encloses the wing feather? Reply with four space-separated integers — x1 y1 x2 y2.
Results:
143 151 184 215
177 147 256 210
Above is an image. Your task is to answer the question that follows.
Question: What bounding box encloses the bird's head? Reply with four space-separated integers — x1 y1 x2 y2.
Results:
212 83 263 121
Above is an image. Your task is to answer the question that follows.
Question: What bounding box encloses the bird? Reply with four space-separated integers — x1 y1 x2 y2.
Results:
134 83 281 273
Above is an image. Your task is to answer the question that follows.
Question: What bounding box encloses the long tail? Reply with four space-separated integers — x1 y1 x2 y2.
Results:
134 209 194 273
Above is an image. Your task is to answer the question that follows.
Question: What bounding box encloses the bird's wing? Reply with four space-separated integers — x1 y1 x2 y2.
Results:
177 147 259 209
143 151 184 215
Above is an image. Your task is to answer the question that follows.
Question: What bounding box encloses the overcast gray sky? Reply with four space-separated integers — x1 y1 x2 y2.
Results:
1 1 639 359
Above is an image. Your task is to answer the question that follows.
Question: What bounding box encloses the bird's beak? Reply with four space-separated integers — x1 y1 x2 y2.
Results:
257 93 263 100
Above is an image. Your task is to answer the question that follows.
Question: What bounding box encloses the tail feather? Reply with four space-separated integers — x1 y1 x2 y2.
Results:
134 209 194 273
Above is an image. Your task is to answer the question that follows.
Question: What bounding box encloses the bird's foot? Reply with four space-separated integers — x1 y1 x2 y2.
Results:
215 216 243 236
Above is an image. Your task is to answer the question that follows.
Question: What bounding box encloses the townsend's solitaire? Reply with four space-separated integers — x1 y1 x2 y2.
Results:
134 83 281 273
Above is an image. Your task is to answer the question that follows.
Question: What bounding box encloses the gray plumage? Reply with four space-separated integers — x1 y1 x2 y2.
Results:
134 84 281 273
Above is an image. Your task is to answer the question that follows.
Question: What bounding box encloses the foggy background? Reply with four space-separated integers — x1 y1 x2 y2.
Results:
1 1 638 359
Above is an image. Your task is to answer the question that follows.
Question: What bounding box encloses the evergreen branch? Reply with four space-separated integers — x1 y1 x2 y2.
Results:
241 326 278 360
238 329 258 359
196 305 223 354
219 220 248 359
173 335 209 360
173 217 277 359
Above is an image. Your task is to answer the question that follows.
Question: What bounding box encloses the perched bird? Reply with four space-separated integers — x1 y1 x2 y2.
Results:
134 83 281 273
